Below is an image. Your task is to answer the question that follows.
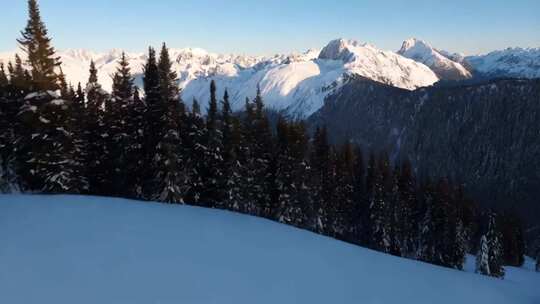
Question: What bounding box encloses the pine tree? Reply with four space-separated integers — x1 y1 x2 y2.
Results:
220 89 243 211
486 213 505 278
476 212 505 278
476 235 490 275
418 179 436 262
109 52 134 196
17 90 86 193
183 98 207 204
141 47 163 196
151 44 186 203
499 212 525 267
274 118 311 227
310 126 333 233
369 152 391 253
17 0 60 91
9 55 31 90
333 141 356 241
352 145 367 245
0 63 22 192
200 80 225 207
397 159 417 257
85 60 111 194
0 63 8 87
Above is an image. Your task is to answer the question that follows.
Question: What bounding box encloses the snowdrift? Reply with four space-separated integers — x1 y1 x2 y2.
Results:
0 195 538 304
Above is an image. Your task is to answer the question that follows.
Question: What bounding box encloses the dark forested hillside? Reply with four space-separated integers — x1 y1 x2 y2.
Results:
309 77 540 225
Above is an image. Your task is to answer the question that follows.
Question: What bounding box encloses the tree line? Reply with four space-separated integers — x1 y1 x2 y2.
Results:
1 0 537 277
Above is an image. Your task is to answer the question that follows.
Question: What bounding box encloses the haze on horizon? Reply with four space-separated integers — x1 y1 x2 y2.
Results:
1 0 539 56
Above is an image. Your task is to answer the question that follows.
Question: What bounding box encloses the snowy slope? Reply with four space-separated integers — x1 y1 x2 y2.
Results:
398 38 472 80
466 47 540 78
0 195 538 304
0 39 439 117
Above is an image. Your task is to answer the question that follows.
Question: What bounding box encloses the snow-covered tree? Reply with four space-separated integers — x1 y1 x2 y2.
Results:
476 235 490 275
150 44 187 204
200 80 225 207
85 61 112 195
476 212 505 278
17 91 87 193
369 153 392 253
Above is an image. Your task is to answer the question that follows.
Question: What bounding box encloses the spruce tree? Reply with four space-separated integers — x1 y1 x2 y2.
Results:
333 141 356 241
275 118 311 227
369 152 391 253
310 126 333 233
0 64 22 192
85 60 111 194
476 212 505 278
397 159 417 257
0 64 8 87
9 55 31 90
18 90 86 193
141 47 163 196
200 80 225 207
109 52 135 196
151 44 187 203
476 235 490 275
17 0 60 91
183 98 207 204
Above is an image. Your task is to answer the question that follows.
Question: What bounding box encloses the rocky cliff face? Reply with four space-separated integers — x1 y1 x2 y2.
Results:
309 77 540 223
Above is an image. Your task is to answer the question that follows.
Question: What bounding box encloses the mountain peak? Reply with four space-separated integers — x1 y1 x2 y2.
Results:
398 38 472 80
318 38 369 62
399 38 431 54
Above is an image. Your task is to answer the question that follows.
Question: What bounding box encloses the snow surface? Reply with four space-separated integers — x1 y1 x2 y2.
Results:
0 195 538 304
398 38 472 80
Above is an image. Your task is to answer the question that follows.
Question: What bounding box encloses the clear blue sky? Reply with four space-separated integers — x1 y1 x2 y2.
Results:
1 0 539 55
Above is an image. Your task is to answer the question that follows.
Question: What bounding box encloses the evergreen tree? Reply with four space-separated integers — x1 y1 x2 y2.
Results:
352 145 367 244
418 179 436 262
142 47 163 196
275 118 311 227
200 80 225 207
476 212 505 278
476 235 490 275
9 55 32 90
220 89 243 211
242 89 274 218
17 90 86 193
0 63 8 87
85 60 111 194
183 98 207 204
499 212 525 267
151 44 186 203
397 159 417 257
310 126 333 233
109 52 134 196
333 141 356 240
0 63 23 192
17 0 60 91
369 153 391 253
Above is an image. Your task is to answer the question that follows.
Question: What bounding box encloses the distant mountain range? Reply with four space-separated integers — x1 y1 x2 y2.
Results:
1 38 538 117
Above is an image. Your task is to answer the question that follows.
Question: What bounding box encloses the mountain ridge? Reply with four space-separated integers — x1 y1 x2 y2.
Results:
1 39 538 117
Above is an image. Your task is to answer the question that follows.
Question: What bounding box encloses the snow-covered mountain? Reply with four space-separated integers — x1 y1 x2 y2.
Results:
398 38 472 80
466 47 540 79
0 39 439 117
1 38 539 117
1 195 539 304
